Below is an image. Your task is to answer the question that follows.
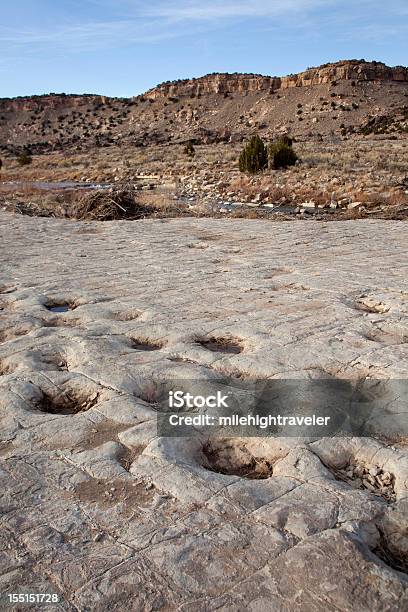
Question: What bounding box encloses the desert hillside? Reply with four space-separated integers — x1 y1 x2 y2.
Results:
1 60 408 154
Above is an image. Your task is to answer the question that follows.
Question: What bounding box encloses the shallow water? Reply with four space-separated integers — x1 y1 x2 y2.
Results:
47 305 71 313
1 180 111 191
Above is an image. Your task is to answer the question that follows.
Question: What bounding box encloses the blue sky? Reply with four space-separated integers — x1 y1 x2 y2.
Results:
1 1 407 98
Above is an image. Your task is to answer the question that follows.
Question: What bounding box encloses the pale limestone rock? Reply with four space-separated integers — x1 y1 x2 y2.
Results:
0 212 407 608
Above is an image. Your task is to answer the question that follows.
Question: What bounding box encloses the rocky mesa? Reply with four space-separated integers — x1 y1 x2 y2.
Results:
1 60 408 153
146 59 408 98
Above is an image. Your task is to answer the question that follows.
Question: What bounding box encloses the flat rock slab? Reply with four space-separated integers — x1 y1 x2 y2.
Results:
0 212 407 610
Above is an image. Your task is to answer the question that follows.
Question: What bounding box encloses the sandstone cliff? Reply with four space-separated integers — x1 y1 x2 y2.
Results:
0 94 112 114
146 60 408 99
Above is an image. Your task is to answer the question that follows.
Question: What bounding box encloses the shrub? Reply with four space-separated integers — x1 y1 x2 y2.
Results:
16 152 32 166
184 141 195 157
239 135 268 174
278 134 293 147
268 138 298 169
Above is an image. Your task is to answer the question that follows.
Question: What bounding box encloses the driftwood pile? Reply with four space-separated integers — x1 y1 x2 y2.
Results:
71 185 149 221
0 198 67 218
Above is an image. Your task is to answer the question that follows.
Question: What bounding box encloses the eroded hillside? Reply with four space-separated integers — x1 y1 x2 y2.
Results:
1 60 408 154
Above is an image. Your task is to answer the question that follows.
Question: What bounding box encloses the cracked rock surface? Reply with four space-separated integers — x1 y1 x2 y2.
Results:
1 212 408 610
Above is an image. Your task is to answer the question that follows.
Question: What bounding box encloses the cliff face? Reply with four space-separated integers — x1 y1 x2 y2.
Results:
280 61 408 88
146 74 278 98
0 95 111 114
147 61 408 99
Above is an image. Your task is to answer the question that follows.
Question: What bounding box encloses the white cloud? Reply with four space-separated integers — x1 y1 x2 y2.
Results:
145 0 331 21
1 0 404 55
0 0 335 52
0 20 182 50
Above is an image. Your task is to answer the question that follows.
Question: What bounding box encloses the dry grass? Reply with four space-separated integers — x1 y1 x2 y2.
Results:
0 183 200 220
2 138 408 182
1 137 407 218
